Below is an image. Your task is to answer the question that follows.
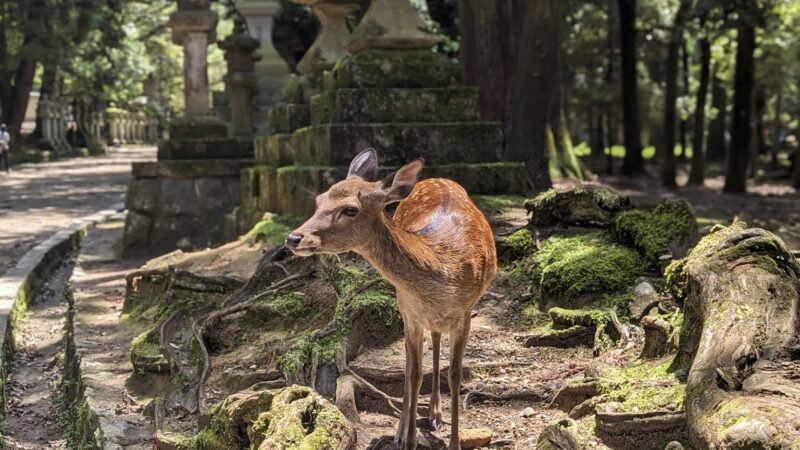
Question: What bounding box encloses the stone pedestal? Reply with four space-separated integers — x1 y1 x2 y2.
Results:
239 0 524 224
124 0 253 255
236 0 290 136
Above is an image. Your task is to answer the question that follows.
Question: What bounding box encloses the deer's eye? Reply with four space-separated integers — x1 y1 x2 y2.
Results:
343 206 359 217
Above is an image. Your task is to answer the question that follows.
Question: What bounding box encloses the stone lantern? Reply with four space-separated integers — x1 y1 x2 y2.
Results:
293 0 360 77
235 0 289 135
219 16 261 140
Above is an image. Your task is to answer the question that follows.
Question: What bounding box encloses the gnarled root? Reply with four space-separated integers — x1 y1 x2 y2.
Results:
668 220 800 448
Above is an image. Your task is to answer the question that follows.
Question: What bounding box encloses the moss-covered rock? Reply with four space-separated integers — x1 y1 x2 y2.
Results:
525 185 632 228
510 231 644 311
610 199 698 270
130 327 169 373
177 386 355 450
328 48 458 89
595 358 686 413
245 215 292 247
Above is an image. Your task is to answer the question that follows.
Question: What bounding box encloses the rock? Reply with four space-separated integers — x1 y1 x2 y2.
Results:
595 402 623 414
176 238 191 250
629 277 659 319
525 184 632 229
537 418 578 450
664 441 684 450
459 428 493 449
521 407 536 417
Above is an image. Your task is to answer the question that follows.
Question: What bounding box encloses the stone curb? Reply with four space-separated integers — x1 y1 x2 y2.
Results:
0 202 125 416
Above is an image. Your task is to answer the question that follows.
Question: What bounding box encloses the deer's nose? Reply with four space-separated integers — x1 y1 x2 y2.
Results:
286 233 303 247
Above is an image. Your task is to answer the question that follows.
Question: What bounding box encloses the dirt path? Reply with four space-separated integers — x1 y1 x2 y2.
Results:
2 258 75 450
0 146 155 278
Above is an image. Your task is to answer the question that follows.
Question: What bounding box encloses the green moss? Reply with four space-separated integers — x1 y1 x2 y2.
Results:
277 337 313 375
246 216 293 246
597 358 685 413
471 194 526 214
130 329 160 358
504 228 535 259
611 199 696 269
537 232 643 298
530 185 628 213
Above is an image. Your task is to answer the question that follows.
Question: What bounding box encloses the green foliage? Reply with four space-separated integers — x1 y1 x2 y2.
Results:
130 329 160 358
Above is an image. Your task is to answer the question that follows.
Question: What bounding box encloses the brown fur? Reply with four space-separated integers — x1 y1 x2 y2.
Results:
287 150 496 450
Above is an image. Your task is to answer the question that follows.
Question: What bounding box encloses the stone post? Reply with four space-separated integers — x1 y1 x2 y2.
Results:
345 0 439 54
53 101 65 151
219 17 260 139
37 95 54 149
294 0 360 76
235 0 289 135
168 1 218 117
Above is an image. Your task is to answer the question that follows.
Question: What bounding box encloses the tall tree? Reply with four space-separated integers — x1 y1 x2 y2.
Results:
660 0 694 187
617 0 644 175
705 71 727 161
458 0 527 127
507 0 559 192
688 14 711 185
724 4 757 193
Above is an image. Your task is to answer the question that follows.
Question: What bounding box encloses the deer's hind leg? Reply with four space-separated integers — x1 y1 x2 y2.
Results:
447 315 471 450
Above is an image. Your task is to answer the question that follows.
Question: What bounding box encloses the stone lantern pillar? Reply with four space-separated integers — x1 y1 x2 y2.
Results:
219 17 260 140
37 95 55 149
235 0 289 136
168 0 218 117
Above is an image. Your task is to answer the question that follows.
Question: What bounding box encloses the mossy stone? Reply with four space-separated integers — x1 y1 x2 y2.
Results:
328 49 458 89
268 103 310 134
525 185 632 228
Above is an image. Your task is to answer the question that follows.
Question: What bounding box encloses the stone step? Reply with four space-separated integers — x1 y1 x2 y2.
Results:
157 137 254 160
168 115 228 140
255 133 292 166
310 87 480 125
268 103 310 134
291 122 503 166
239 162 526 218
327 49 459 89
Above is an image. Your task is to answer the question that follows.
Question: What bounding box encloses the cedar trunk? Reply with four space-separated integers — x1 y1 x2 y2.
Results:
660 0 692 187
688 30 711 185
507 0 558 192
706 73 727 161
618 0 644 175
724 20 756 193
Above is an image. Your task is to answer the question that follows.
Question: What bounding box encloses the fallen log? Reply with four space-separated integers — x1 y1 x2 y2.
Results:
667 220 800 448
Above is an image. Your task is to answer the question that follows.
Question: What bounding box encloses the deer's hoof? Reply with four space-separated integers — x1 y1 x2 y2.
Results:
429 415 443 431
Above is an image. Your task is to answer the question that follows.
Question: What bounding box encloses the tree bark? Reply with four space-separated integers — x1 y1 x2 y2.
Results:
669 220 800 448
507 0 558 192
770 87 782 170
458 0 526 129
749 85 766 178
618 0 644 175
688 25 711 185
724 18 756 193
678 40 690 162
706 72 727 161
606 2 617 175
660 0 693 187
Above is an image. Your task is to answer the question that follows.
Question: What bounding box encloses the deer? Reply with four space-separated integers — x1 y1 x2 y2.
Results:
285 148 497 450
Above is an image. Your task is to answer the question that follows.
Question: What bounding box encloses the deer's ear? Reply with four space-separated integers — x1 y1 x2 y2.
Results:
348 148 379 181
381 158 424 204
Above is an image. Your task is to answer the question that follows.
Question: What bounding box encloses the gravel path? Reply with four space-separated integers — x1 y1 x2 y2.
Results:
0 146 155 278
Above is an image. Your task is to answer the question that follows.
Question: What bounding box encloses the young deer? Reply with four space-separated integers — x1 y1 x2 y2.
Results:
286 149 497 450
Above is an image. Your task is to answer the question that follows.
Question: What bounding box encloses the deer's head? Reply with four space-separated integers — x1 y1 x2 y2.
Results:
286 148 423 256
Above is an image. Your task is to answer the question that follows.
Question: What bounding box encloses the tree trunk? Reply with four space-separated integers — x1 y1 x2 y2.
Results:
771 86 782 170
706 72 727 161
660 0 693 188
507 0 559 192
669 220 800 448
749 85 766 178
549 85 584 180
618 0 644 175
678 40 690 162
605 2 616 175
458 0 526 129
688 25 710 185
724 18 756 193
7 58 37 142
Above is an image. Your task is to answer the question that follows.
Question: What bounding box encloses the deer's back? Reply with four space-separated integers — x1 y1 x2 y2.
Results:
393 178 497 290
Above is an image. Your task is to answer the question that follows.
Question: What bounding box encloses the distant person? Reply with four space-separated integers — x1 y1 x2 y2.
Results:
0 124 10 173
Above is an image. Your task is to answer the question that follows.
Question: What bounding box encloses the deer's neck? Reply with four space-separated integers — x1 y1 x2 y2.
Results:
356 213 437 290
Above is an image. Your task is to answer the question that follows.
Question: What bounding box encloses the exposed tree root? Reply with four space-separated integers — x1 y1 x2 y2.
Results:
518 325 595 348
462 386 550 410
669 220 800 448
641 315 674 358
549 380 598 412
595 409 688 448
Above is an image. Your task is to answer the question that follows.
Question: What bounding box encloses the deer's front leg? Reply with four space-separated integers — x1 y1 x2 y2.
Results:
394 320 424 450
448 316 471 450
429 331 443 430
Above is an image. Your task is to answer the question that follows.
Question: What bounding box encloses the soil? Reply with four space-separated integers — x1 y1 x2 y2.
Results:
2 258 75 450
